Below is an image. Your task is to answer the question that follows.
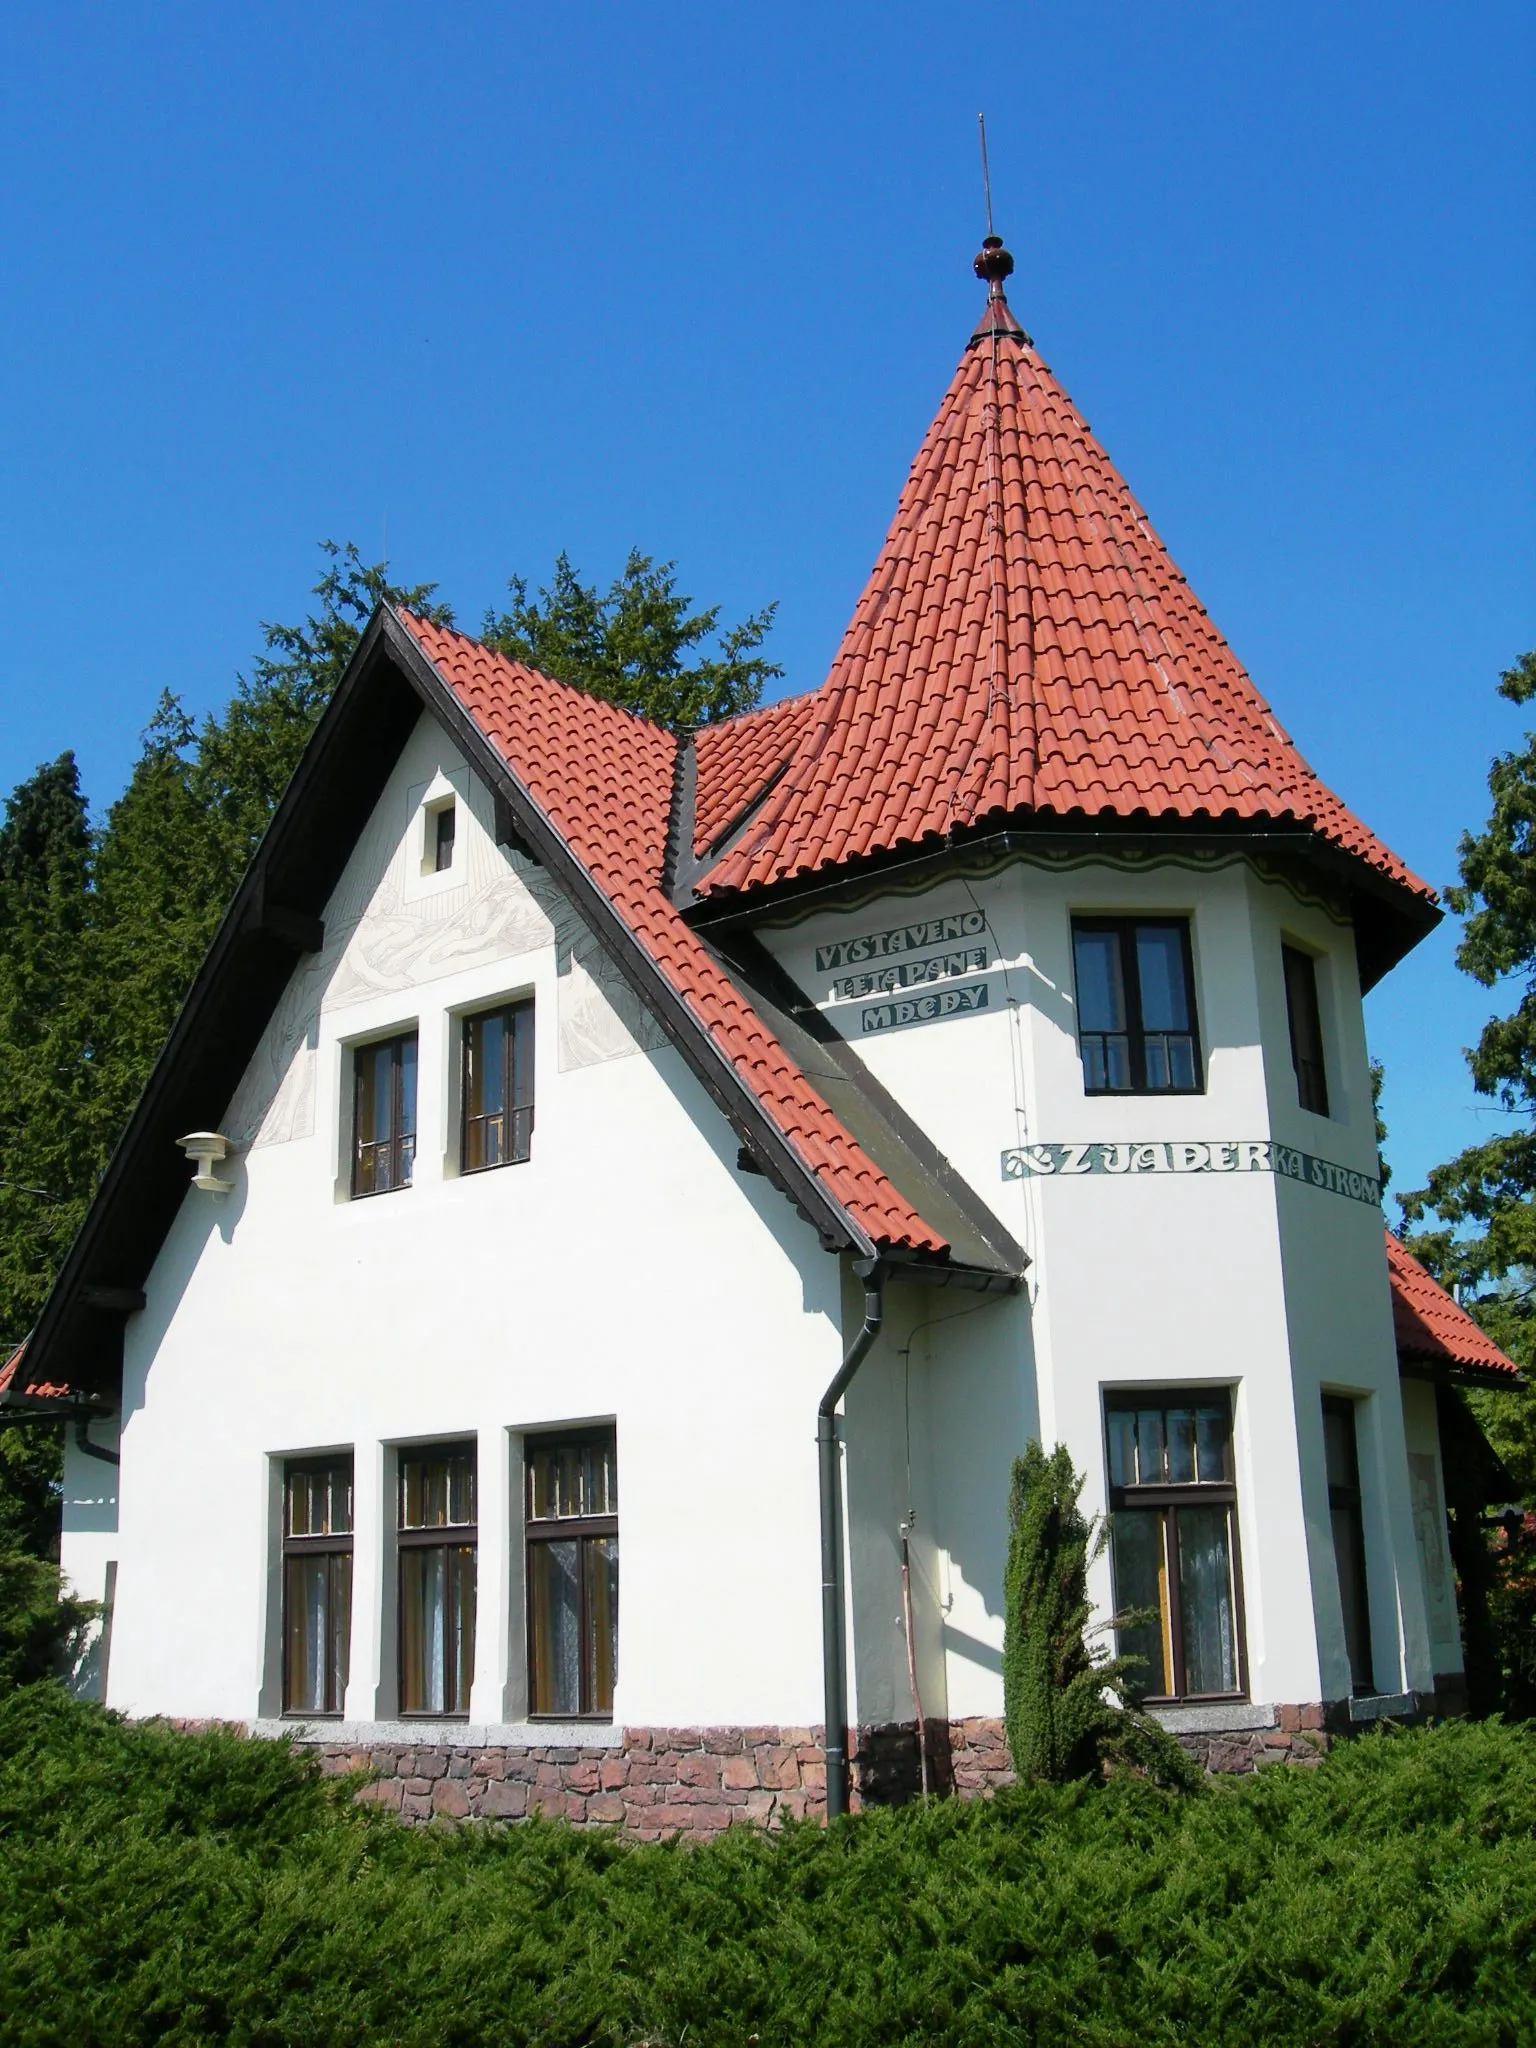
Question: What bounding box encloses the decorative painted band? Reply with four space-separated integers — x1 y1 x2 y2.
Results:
1000 1139 1382 1208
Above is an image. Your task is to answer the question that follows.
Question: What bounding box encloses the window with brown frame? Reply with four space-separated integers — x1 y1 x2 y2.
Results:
352 1033 417 1196
1282 944 1330 1116
398 1444 476 1716
462 1000 535 1173
525 1430 618 1719
1105 1392 1244 1702
1071 918 1202 1094
1322 1396 1374 1695
282 1457 353 1716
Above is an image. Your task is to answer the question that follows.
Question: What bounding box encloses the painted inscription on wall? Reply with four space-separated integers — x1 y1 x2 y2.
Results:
815 909 987 972
816 910 993 1032
999 1139 1382 1209
861 980 991 1034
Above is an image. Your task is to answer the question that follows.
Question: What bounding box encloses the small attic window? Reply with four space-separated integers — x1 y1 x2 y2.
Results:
423 798 456 875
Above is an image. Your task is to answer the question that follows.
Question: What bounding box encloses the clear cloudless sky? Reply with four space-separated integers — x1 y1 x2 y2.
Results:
0 1 1531 1203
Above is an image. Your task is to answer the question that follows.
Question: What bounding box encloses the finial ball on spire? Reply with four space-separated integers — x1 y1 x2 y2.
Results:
973 234 1014 285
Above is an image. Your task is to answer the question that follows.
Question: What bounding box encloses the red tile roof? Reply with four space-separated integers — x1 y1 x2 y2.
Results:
0 1340 76 1405
397 614 948 1255
693 690 818 859
697 269 1434 907
1386 1231 1521 1380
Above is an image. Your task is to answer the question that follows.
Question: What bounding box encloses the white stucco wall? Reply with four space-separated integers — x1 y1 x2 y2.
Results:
760 848 1435 1715
61 712 1451 1733
71 715 848 1729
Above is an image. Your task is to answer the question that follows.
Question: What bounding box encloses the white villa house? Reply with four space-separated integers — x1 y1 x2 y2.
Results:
3 235 1519 1831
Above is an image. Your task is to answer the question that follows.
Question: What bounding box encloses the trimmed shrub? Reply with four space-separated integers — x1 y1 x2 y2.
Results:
0 1552 95 1696
1002 1438 1198 1788
2 1687 1534 2044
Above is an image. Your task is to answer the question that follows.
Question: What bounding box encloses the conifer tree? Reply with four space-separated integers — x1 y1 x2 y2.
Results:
482 550 780 730
1002 1441 1199 1790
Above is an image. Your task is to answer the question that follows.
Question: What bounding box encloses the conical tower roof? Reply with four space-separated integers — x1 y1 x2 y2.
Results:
694 238 1433 968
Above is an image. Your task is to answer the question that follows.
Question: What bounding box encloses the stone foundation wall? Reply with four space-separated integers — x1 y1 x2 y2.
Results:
298 1706 1336 1836
312 1726 829 1840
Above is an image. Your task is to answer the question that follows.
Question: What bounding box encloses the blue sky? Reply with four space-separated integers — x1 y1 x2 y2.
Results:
1 0 1531 1201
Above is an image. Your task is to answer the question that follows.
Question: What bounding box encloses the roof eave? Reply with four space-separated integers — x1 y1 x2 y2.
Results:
685 811 1438 981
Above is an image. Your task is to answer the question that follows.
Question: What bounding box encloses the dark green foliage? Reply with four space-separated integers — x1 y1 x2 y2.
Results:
483 549 781 729
1 1689 1534 2045
1399 646 1536 1717
1002 1440 1199 1790
0 1559 95 1693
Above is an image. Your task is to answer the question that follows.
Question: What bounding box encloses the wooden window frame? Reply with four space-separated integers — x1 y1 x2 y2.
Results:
396 1442 477 1719
281 1455 354 1718
1322 1395 1375 1696
351 1032 418 1198
461 1000 535 1175
1104 1390 1247 1704
1071 917 1204 1096
1282 943 1330 1117
524 1427 618 1722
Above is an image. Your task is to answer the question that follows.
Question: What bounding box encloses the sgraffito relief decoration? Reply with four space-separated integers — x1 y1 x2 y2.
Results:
224 788 667 1146
224 959 329 1149
556 919 668 1071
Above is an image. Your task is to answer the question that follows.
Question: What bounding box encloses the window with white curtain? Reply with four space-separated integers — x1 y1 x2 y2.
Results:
397 1444 477 1716
282 1457 353 1716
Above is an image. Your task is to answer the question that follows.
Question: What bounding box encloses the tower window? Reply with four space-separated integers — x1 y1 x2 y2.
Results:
1322 1396 1374 1695
1072 918 1202 1094
1282 945 1330 1116
1105 1391 1244 1702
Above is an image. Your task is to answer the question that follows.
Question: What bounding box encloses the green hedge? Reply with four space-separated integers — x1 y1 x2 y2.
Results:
2 1686 1533 2046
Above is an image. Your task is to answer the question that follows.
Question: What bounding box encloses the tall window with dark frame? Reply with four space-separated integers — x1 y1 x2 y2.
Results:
433 801 456 872
1072 919 1202 1094
1282 944 1330 1116
352 1034 417 1196
462 1001 535 1173
1322 1396 1374 1695
1106 1392 1244 1701
398 1445 477 1716
525 1431 618 1718
282 1457 353 1716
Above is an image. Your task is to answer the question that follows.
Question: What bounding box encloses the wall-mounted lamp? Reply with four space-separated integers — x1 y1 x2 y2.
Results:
177 1131 236 1196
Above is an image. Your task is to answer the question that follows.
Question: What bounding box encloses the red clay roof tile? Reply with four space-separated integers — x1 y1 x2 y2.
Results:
397 614 947 1256
697 268 1434 908
1386 1230 1520 1380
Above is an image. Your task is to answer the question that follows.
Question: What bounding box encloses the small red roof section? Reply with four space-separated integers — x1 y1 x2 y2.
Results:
1386 1231 1521 1381
696 247 1434 908
396 614 947 1256
0 1340 77 1405
693 690 818 859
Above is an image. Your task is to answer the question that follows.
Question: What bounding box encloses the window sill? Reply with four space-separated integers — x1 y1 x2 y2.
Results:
1148 1701 1266 1734
253 1717 627 1748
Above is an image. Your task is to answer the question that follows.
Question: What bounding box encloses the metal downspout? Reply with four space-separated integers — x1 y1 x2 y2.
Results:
73 1419 120 1468
818 1257 885 1822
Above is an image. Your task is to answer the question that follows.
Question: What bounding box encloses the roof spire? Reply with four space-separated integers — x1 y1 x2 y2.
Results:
970 116 1030 346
